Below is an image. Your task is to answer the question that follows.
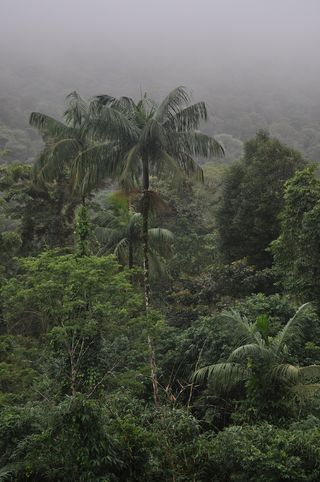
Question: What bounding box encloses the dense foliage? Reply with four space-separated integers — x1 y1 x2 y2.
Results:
216 130 306 267
1 86 320 481
271 167 320 308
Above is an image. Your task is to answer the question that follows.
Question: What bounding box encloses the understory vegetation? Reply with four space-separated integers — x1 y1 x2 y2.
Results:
1 87 320 481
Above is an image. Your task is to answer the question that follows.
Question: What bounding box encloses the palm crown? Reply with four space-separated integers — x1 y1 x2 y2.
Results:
94 192 173 276
87 87 224 188
194 303 320 398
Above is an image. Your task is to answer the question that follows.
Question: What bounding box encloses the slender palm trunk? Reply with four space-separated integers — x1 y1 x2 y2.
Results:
142 155 160 408
128 238 134 270
148 335 160 409
142 156 150 308
127 197 134 277
76 197 90 257
54 174 66 248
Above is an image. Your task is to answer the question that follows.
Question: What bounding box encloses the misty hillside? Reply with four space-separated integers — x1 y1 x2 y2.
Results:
1 0 320 164
2 60 320 164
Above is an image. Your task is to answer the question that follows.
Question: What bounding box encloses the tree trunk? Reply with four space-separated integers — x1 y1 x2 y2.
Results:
148 335 160 409
142 156 150 308
76 197 90 257
142 155 160 408
128 238 134 270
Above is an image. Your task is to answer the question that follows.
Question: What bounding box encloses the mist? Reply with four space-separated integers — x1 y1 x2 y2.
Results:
1 0 320 161
1 0 320 91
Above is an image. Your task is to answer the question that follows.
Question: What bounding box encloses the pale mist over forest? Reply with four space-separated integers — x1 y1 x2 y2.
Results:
1 0 320 162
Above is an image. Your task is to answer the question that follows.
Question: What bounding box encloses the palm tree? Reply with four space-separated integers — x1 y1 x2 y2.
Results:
94 192 173 274
30 92 126 254
88 87 224 307
93 191 173 409
31 88 224 305
29 91 122 197
194 304 320 412
30 87 223 408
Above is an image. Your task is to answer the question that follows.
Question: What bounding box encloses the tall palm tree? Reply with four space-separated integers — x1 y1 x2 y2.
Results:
88 87 223 409
88 87 224 307
194 304 320 409
30 87 223 408
31 87 223 305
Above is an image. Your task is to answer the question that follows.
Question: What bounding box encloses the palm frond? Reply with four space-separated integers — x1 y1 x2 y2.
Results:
32 148 60 184
64 91 89 127
41 138 82 180
69 142 121 195
95 195 141 255
141 118 167 147
174 132 224 159
95 226 120 246
165 101 207 131
91 94 116 106
89 94 116 115
299 364 320 381
119 144 141 190
148 228 173 257
175 151 204 181
114 237 129 262
156 150 185 183
88 106 139 144
32 136 80 184
155 86 191 123
95 225 128 256
272 303 311 354
138 93 158 117
272 363 320 386
51 137 82 155
29 112 73 139
95 217 126 240
193 362 249 392
127 212 142 235
0 465 18 481
110 96 137 117
228 342 272 363
218 310 258 345
148 249 169 280
272 364 300 384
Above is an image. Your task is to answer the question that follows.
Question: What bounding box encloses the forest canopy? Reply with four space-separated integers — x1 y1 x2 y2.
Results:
0 81 320 481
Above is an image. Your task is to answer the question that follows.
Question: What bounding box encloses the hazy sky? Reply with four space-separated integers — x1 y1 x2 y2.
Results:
0 0 319 98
